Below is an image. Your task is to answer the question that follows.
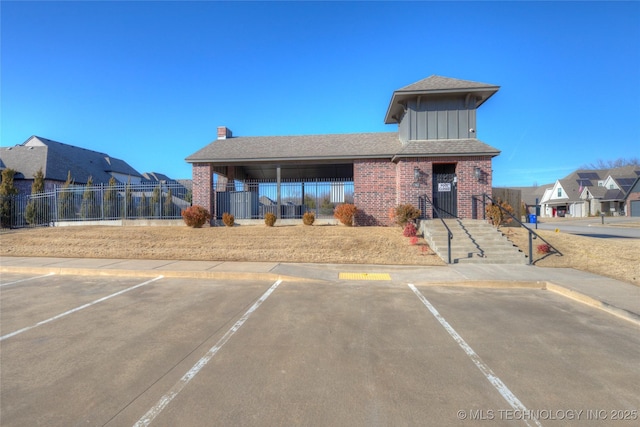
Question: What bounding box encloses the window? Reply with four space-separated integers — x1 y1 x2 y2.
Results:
557 188 562 197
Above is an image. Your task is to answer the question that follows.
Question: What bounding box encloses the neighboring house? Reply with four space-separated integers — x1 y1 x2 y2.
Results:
142 172 191 191
537 166 640 217
623 176 640 217
0 136 144 195
186 75 501 225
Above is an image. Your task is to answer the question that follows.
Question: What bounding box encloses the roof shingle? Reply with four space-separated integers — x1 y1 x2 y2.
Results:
186 133 500 164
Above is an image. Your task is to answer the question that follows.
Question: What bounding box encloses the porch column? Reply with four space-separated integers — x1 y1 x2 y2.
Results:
192 163 214 225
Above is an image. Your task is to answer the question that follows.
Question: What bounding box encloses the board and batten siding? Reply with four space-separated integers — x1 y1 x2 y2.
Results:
399 97 477 143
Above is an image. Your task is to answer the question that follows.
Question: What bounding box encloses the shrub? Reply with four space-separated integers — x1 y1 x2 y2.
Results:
403 222 417 237
181 205 211 228
333 203 357 226
264 212 276 227
391 204 421 227
222 212 235 227
302 211 315 226
409 236 419 245
486 198 514 228
537 243 551 254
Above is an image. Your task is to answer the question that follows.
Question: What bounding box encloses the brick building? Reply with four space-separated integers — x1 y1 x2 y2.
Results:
186 75 501 225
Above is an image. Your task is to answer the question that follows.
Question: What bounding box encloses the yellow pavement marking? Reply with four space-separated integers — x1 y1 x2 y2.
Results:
339 272 391 281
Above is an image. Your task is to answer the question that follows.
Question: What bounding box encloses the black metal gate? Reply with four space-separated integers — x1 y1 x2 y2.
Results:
432 164 457 218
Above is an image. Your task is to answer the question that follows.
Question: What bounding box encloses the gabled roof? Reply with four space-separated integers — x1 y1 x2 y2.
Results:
552 166 640 202
385 75 500 124
0 136 142 184
186 132 500 165
584 185 607 199
624 177 640 200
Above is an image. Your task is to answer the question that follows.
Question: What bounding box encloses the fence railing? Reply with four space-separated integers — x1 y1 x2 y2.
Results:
1 182 191 229
213 179 354 220
478 193 563 264
423 193 454 264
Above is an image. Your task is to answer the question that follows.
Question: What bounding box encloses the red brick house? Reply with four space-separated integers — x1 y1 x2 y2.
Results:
186 75 500 225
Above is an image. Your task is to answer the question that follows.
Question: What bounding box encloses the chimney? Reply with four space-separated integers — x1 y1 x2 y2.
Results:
217 126 232 140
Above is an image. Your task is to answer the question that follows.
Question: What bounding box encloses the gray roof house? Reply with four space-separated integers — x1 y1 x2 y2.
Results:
624 176 640 217
537 166 640 217
187 75 502 225
0 136 144 194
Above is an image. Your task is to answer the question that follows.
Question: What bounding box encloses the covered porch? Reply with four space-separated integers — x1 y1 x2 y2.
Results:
203 161 354 221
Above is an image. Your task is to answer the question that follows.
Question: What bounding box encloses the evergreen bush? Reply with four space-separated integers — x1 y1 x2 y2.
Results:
25 168 48 225
0 168 18 228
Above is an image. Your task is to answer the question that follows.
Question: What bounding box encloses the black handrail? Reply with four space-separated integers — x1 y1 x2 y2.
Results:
423 194 453 264
480 194 563 264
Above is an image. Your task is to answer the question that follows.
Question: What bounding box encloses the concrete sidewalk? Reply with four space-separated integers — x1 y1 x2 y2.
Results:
1 256 639 326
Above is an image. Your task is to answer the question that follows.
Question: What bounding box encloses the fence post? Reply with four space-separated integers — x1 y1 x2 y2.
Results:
100 183 104 220
276 166 282 220
54 187 59 224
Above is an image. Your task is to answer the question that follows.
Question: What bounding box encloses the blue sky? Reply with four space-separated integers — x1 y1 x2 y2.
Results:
2 1 639 187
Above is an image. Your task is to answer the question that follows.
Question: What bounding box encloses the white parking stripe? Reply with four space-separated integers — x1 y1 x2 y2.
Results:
0 276 164 342
408 284 543 427
0 272 55 287
134 279 283 427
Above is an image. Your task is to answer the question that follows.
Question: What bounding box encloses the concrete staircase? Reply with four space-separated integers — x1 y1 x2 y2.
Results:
419 219 528 264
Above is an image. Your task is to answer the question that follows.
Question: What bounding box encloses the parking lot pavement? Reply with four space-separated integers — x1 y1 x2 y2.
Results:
1 273 638 426
2 256 639 325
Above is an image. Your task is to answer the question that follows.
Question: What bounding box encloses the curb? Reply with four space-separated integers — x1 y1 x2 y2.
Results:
2 266 638 327
0 266 318 284
545 283 640 327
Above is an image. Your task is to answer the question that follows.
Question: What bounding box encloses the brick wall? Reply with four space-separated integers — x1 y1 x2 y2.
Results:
193 156 494 226
626 191 640 216
353 156 494 225
353 159 397 225
395 159 431 216
393 156 493 220
454 156 493 219
192 163 213 225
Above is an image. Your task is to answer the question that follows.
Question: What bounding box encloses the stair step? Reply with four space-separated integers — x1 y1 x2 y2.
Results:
419 219 528 265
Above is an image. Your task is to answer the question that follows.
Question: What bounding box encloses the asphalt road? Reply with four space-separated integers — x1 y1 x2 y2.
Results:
1 273 638 426
527 217 640 239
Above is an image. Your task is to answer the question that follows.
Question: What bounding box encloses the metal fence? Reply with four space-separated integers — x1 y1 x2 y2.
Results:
2 182 191 228
214 179 354 220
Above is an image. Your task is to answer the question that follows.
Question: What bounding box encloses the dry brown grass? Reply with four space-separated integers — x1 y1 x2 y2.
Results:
500 226 640 286
0 225 444 266
1 223 638 285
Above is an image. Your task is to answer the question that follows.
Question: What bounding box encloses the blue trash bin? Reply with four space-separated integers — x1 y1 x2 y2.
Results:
529 214 537 224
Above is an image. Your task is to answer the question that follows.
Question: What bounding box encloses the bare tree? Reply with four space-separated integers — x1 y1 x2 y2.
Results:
581 158 640 169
